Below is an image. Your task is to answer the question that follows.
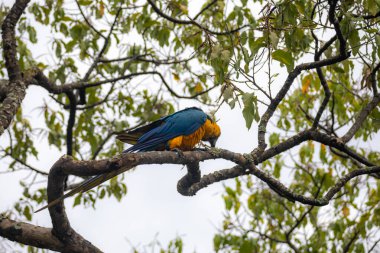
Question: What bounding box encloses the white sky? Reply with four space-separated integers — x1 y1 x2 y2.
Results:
1 1 379 252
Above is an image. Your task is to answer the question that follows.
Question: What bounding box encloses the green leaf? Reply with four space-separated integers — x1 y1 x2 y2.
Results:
224 195 233 210
26 26 37 43
348 29 360 56
272 49 294 72
223 86 234 101
78 0 92 6
239 239 256 253
73 194 82 207
269 133 280 147
249 37 266 56
23 206 32 221
269 31 279 49
242 93 259 129
214 235 222 251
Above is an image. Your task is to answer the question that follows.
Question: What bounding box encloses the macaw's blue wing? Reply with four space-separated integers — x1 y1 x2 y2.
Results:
124 107 207 152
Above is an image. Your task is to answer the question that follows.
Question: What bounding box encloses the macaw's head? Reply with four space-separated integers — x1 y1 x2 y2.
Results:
202 115 221 147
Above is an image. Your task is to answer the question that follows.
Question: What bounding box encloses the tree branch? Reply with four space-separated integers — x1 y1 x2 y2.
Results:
78 7 122 104
147 0 250 36
65 91 77 156
2 150 48 176
0 217 64 251
0 0 30 136
340 95 380 143
193 0 217 20
75 0 105 39
34 69 216 99
47 158 102 252
42 148 380 214
311 30 332 129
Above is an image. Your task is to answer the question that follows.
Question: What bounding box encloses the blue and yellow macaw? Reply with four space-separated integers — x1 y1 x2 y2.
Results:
35 107 221 212
118 107 221 151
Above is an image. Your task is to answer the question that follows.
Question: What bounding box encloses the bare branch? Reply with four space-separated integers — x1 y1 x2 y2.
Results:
65 91 77 156
0 0 30 136
0 217 64 251
1 0 29 81
147 0 250 35
78 7 123 104
91 131 115 160
75 0 105 39
341 63 380 143
311 31 332 129
46 158 102 252
342 229 360 253
2 150 48 176
193 0 217 20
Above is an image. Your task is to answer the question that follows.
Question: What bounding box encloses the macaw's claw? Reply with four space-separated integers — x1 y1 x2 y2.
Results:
172 148 185 158
193 147 208 152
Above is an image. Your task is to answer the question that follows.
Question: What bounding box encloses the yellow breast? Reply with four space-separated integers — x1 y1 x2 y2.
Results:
168 124 206 151
167 118 220 151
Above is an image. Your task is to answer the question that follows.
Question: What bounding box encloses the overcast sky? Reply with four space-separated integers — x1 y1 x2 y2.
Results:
2 1 379 252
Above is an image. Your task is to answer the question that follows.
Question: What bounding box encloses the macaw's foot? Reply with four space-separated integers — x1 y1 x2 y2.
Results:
172 148 185 158
192 147 208 152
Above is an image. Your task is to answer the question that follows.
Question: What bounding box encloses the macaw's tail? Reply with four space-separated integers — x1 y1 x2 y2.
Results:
116 132 140 144
34 167 129 213
116 119 165 144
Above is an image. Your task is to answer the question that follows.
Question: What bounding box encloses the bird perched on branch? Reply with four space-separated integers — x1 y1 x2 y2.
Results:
118 107 221 152
35 107 221 213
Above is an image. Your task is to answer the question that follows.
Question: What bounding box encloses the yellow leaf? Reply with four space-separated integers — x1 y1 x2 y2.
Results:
179 4 188 14
194 83 203 93
343 205 350 217
99 1 105 17
302 74 312 94
172 73 180 82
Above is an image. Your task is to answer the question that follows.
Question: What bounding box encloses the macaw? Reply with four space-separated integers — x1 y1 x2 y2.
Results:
35 107 221 213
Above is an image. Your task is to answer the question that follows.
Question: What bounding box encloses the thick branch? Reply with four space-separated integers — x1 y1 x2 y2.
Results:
259 130 375 167
44 148 379 211
0 0 30 136
1 0 29 81
0 217 64 251
177 162 201 196
65 91 77 156
0 80 8 102
47 158 102 253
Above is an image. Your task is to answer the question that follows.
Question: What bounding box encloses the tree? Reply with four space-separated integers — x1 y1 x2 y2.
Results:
0 0 379 252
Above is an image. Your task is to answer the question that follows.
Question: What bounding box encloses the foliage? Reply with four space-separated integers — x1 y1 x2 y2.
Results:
0 0 380 252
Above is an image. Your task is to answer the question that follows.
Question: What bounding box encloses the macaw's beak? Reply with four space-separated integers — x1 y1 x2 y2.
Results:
208 138 218 147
